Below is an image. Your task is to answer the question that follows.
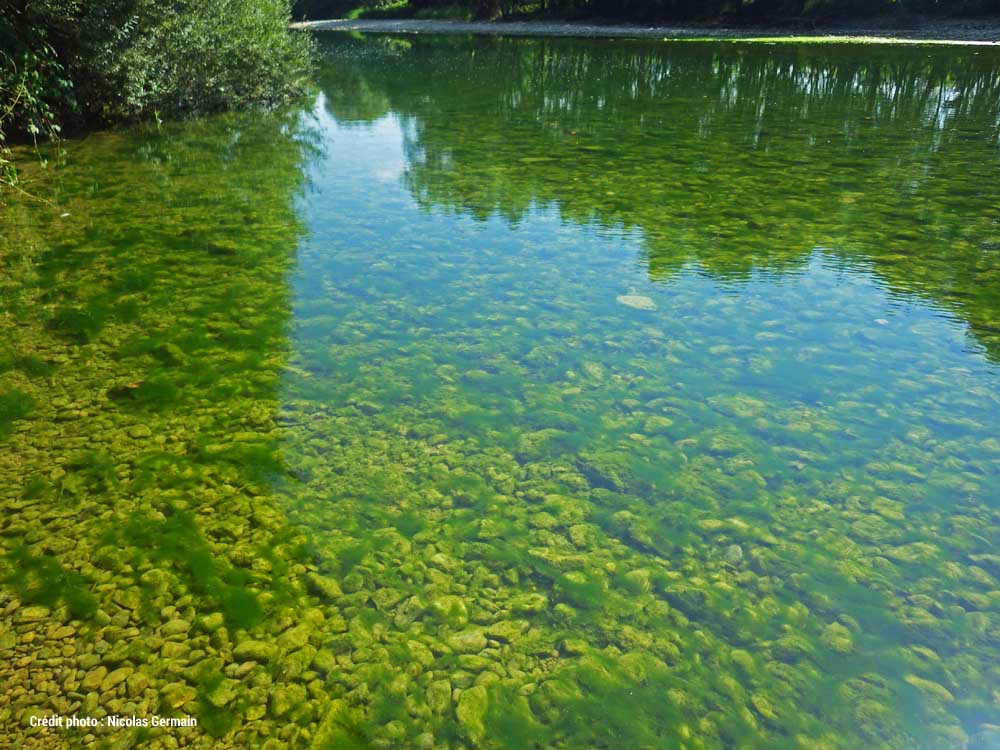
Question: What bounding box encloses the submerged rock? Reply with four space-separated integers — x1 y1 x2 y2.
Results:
447 629 487 654
426 679 452 714
456 684 489 743
269 683 307 718
616 294 657 311
722 544 744 565
233 640 278 662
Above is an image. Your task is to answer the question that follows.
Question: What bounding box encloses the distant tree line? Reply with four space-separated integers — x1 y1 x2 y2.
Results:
296 0 1000 21
1 0 312 195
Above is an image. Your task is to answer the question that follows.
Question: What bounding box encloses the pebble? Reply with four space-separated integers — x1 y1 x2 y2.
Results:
81 667 108 691
15 606 51 623
160 619 191 637
100 667 133 692
234 640 277 663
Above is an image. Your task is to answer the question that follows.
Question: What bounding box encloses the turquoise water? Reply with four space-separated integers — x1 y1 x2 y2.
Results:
1 33 999 750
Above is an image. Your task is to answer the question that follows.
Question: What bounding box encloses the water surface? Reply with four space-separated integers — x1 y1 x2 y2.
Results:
1 33 999 750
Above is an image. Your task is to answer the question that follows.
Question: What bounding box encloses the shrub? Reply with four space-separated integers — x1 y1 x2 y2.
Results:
0 0 313 140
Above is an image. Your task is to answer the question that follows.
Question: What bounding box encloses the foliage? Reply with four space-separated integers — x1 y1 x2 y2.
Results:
0 0 312 197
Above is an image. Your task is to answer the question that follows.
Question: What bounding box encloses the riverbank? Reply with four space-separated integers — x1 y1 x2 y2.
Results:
293 17 1000 43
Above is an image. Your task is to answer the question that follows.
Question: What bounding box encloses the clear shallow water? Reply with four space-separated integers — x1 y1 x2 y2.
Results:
1 33 999 750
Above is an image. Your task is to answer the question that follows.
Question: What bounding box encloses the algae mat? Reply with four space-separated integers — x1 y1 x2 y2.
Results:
2 34 999 750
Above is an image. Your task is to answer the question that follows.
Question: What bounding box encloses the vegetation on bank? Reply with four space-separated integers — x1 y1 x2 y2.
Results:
294 0 1000 22
0 0 313 198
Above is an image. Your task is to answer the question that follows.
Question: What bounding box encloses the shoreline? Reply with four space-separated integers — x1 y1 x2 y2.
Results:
292 17 1000 44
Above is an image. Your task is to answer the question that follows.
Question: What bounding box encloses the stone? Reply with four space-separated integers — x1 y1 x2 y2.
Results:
16 606 51 623
234 640 277 663
306 573 343 601
160 619 191 637
205 679 239 708
643 416 674 433
484 620 528 642
371 587 404 610
162 683 197 709
722 544 744 565
568 524 590 548
510 593 547 613
903 675 954 703
160 641 189 660
281 646 317 679
81 667 108 691
197 613 225 633
820 622 853 654
100 667 133 692
311 650 337 674
751 693 778 721
429 595 468 626
393 596 425 628
277 624 311 650
269 684 307 718
457 655 493 671
126 672 150 696
447 630 487 654
426 679 452 714
456 684 489 743
616 294 657 311
561 639 590 656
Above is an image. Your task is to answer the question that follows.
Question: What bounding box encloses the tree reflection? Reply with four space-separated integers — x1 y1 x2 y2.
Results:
318 34 1000 360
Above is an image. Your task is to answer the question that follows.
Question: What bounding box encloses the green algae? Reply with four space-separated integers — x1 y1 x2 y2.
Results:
0 389 35 438
3 547 98 620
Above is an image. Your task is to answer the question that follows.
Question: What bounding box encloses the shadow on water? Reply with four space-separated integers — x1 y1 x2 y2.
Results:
0 106 325 742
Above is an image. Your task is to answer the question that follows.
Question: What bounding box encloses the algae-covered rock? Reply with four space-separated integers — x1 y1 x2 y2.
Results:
277 623 312 650
234 640 278 662
903 674 954 703
15 605 51 623
306 572 343 601
722 544 744 565
162 683 197 709
372 587 405 611
510 593 547 614
126 671 150 696
197 612 226 633
663 585 709 617
458 654 494 671
282 645 318 679
100 667 133 692
448 629 487 654
205 678 240 708
568 524 592 548
394 596 425 628
81 666 108 691
311 649 337 675
160 619 191 637
429 595 469 626
820 622 854 654
750 692 778 721
269 683 308 718
426 679 452 714
456 684 489 742
485 620 528 642
771 634 815 663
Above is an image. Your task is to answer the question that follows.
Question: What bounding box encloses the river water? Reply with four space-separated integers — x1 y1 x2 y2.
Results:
1 33 999 750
